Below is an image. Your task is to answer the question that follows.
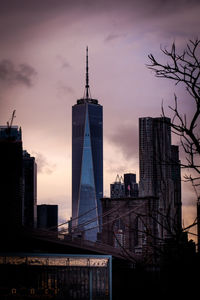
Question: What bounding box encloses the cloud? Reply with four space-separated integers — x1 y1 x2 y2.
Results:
32 152 56 174
57 81 75 98
108 123 139 161
104 33 126 43
0 59 37 87
56 55 71 69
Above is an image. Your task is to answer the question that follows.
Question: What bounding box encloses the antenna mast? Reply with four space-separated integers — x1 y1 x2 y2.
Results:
85 46 90 99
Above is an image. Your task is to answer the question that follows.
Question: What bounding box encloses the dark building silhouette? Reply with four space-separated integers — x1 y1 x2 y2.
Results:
171 145 182 230
110 174 139 198
101 196 159 256
124 173 139 197
72 47 103 241
139 117 182 239
37 204 58 231
23 150 37 228
0 125 23 234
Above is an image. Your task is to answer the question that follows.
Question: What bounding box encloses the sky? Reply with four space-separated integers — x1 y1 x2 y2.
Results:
0 0 200 238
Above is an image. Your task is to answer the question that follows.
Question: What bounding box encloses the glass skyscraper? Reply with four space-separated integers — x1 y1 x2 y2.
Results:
72 48 103 241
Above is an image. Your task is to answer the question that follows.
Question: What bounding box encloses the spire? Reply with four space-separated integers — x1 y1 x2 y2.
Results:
77 47 98 104
85 46 89 99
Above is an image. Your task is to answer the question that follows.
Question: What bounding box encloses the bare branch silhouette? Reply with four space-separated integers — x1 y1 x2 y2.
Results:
148 39 200 190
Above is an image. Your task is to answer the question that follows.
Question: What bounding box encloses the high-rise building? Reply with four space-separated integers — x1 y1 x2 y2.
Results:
110 175 124 198
0 125 23 234
139 117 182 238
110 174 139 198
37 204 58 231
23 150 37 228
72 48 103 241
124 173 139 197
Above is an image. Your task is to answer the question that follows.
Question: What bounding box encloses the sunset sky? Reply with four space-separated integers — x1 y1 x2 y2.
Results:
0 0 200 236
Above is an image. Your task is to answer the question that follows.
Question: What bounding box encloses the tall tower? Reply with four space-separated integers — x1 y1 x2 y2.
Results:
0 125 23 236
139 117 182 238
72 47 103 241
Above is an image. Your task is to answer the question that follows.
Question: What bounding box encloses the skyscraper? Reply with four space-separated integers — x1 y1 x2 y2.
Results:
72 48 103 241
124 173 139 197
0 125 23 235
23 150 37 228
37 204 58 231
139 117 182 238
110 175 124 198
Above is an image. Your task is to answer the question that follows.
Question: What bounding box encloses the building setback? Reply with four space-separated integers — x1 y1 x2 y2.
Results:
72 47 103 241
139 117 182 238
23 150 37 228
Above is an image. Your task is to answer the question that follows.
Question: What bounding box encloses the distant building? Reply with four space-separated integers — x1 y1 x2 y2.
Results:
110 174 139 198
37 205 58 231
23 150 37 228
72 48 103 241
110 175 124 198
139 117 182 238
0 125 23 234
101 196 159 257
124 173 139 197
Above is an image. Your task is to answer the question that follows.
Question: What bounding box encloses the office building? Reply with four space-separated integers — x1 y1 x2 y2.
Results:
0 125 23 234
72 48 103 241
124 173 139 197
139 117 182 238
37 204 58 231
110 175 124 198
23 150 37 228
110 174 139 198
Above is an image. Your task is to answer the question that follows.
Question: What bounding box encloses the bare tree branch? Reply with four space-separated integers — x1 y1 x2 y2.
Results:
148 39 200 193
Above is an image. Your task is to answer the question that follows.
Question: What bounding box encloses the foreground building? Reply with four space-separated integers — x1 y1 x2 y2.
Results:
72 48 103 241
0 125 23 234
0 253 112 300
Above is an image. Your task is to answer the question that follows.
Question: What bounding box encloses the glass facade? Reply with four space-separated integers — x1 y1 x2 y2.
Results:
72 99 103 241
0 254 112 300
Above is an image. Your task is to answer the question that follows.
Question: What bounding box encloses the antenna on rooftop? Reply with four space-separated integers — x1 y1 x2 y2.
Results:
84 46 91 99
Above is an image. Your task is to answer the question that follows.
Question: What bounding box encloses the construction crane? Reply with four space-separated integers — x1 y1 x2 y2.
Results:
6 110 16 136
7 110 16 128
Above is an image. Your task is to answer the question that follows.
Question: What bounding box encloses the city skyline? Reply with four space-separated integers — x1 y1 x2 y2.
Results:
0 0 199 235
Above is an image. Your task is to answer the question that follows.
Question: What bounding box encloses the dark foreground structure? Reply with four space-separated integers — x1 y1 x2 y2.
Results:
0 253 112 300
0 226 199 300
